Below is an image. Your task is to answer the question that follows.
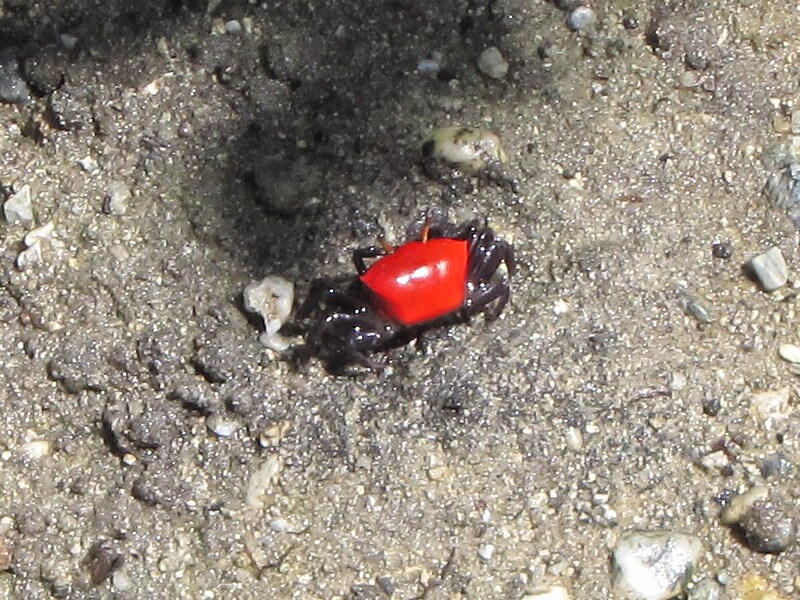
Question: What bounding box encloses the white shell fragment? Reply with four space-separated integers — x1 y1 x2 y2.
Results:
243 275 294 352
612 530 703 600
748 247 788 291
422 126 508 175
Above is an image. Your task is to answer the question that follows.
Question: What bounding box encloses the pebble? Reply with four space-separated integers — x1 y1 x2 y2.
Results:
613 530 703 600
681 294 712 324
20 439 51 460
242 276 295 352
522 585 571 600
225 20 242 34
24 221 54 247
764 163 800 226
478 46 509 79
206 414 239 438
77 155 99 173
721 487 795 554
16 241 43 270
477 544 495 561
747 247 788 292
750 387 791 426
0 47 30 104
567 7 596 31
711 241 732 259
112 570 133 592
777 343 800 364
103 181 132 215
417 53 442 75
3 184 34 225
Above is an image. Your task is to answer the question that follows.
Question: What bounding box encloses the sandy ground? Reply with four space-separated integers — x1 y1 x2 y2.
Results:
0 1 798 598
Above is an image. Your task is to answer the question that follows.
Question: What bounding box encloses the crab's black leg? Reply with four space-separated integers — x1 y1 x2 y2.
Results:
300 312 392 371
469 239 516 281
465 279 510 322
295 279 363 320
352 246 388 275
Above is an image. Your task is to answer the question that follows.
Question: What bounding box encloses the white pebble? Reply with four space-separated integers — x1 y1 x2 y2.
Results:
16 241 43 270
3 184 33 225
24 221 54 247
567 7 596 31
748 247 788 292
477 544 495 561
77 155 99 173
20 439 51 460
777 343 800 364
206 414 239 438
478 46 509 79
613 530 703 600
225 20 242 34
112 570 133 592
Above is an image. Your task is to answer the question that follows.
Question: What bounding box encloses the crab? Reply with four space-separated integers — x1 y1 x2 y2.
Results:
294 217 515 371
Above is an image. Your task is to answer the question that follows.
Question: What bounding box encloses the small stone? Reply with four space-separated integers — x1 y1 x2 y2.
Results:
376 576 395 595
16 241 43 270
3 184 33 225
20 439 51 459
750 387 791 426
711 241 732 259
77 156 99 173
613 530 703 600
206 414 239 438
701 396 721 417
477 544 495 561
103 181 132 215
477 46 509 79
417 58 440 75
777 343 800 364
747 247 788 291
225 20 242 34
567 7 596 31
111 570 133 592
243 276 294 352
521 586 571 600
721 487 795 554
0 48 30 104
24 221 54 247
85 541 122 585
681 294 712 324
